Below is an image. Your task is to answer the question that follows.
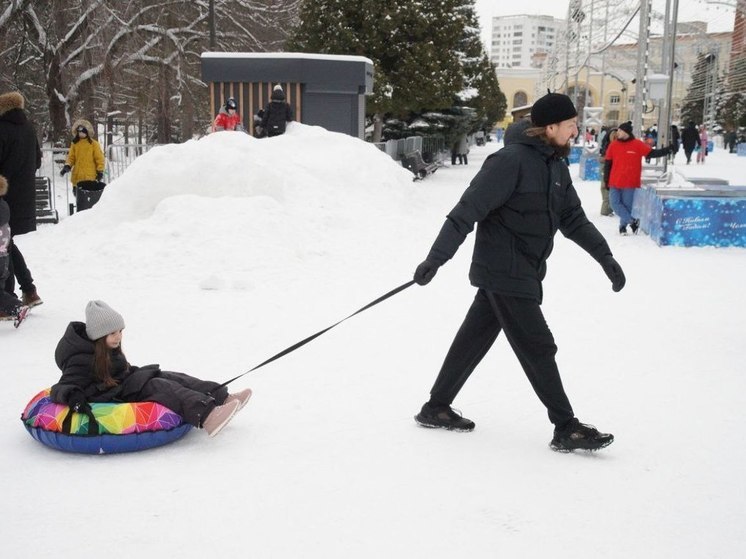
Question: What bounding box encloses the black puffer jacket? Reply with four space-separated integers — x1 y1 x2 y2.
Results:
261 88 294 137
51 321 160 405
681 124 699 151
427 119 611 303
0 92 42 235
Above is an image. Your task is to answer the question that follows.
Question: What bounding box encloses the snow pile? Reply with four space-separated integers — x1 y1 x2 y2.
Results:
25 124 420 289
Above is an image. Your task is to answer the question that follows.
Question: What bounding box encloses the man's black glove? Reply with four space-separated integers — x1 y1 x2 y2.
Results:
414 260 440 286
96 171 104 181
60 165 71 176
600 255 626 292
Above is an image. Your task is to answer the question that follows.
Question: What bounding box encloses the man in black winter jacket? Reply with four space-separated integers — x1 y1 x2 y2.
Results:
680 121 699 164
412 92 625 452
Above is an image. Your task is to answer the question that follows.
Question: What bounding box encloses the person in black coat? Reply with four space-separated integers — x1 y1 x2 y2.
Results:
0 91 43 306
260 85 294 137
680 121 699 164
669 125 681 162
0 175 29 326
412 92 624 452
51 300 253 437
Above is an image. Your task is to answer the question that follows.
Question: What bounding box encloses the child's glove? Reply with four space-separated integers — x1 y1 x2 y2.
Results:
60 165 71 176
96 171 104 181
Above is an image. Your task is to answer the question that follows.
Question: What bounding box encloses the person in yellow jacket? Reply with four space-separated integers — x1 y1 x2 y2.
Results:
60 119 105 187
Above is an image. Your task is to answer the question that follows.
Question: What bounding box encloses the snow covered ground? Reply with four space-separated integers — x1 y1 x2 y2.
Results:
2 124 745 558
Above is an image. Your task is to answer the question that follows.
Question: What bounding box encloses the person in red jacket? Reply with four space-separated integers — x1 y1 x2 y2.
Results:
212 98 243 132
604 121 671 234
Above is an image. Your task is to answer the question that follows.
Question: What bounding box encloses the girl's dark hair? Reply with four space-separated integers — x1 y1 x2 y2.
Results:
92 338 122 388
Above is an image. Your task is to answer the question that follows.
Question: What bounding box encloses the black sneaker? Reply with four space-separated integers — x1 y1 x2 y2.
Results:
550 418 613 452
414 403 475 432
619 225 627 235
630 218 640 234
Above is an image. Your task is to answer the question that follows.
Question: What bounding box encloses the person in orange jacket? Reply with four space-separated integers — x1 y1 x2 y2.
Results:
212 98 243 132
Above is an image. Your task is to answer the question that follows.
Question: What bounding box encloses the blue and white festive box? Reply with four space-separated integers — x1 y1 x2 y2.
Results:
578 153 600 180
634 185 746 248
568 145 582 164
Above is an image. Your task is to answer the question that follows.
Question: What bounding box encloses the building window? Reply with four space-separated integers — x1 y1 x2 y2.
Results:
513 91 528 107
514 31 522 36
628 95 635 104
609 94 620 104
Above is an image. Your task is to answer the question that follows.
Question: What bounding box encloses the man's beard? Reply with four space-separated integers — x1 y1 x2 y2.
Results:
548 138 571 158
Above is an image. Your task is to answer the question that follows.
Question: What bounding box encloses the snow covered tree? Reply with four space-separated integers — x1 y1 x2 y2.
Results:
0 0 300 143
454 1 506 128
289 0 494 141
680 53 722 127
716 58 746 131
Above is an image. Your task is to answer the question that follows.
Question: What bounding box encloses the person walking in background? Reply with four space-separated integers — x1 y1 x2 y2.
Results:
604 121 672 235
598 127 617 216
261 85 294 138
0 175 29 327
411 92 624 453
212 97 243 132
60 119 105 189
456 133 469 165
681 121 699 164
724 128 737 153
697 125 708 164
0 90 43 308
669 124 680 162
51 300 252 437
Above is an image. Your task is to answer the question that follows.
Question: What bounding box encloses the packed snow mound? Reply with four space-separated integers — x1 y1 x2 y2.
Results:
24 123 425 288
64 122 415 227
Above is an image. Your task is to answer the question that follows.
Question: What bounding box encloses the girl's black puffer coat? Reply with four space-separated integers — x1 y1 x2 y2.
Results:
51 321 159 405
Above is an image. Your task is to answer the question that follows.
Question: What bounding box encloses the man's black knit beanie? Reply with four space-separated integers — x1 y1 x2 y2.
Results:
530 92 578 126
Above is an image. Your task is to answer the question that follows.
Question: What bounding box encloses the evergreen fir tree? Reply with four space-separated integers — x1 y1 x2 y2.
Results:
680 53 721 126
716 58 746 131
453 0 506 128
288 0 504 141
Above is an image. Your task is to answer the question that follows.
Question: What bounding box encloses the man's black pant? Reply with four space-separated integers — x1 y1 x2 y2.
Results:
3 238 35 296
429 289 574 427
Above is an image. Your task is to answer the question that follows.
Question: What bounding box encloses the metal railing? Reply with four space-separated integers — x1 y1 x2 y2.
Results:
106 143 157 180
373 136 449 163
38 143 158 217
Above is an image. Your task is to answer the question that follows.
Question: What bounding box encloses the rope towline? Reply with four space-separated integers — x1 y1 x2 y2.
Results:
218 280 415 388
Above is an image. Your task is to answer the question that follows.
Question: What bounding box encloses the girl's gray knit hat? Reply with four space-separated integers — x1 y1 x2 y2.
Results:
85 300 125 340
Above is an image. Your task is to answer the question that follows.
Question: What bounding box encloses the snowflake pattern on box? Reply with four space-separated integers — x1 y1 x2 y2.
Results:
634 187 746 248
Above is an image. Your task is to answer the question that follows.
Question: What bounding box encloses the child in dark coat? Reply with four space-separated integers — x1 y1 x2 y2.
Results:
51 300 251 437
0 175 29 327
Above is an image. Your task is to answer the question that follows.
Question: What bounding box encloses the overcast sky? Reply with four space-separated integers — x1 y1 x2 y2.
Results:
474 0 738 48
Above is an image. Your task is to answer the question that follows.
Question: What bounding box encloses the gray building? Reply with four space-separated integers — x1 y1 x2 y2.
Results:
200 52 374 138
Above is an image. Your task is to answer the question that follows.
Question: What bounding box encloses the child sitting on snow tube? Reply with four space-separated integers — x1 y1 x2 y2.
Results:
51 300 251 437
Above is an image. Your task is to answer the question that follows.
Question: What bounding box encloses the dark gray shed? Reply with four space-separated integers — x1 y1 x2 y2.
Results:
200 52 374 138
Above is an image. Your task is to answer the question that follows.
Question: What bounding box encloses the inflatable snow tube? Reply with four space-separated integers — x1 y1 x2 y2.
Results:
21 389 192 454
